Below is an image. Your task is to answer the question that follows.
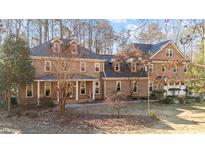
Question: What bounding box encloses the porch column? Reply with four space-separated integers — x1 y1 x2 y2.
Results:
37 81 40 105
76 81 78 101
92 81 95 99
57 81 59 102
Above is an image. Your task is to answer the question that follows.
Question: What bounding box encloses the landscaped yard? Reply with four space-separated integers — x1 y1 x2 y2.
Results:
1 101 205 133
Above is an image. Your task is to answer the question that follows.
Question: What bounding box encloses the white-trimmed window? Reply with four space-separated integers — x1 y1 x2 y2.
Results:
95 81 100 94
80 81 86 95
162 64 166 73
44 60 51 72
144 65 148 72
115 62 120 72
184 65 188 72
53 42 60 53
133 81 138 93
116 81 121 92
166 49 173 57
131 62 137 72
80 62 86 72
149 64 153 73
95 63 100 72
173 64 178 73
26 84 33 98
44 82 51 97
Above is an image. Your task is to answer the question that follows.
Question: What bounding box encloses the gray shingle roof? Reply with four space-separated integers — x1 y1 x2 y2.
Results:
31 39 100 59
133 40 171 54
104 62 147 78
34 74 97 81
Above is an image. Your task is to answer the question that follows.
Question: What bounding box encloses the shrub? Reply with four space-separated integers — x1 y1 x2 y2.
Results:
0 100 6 108
152 89 166 103
162 96 174 104
39 97 55 108
178 97 186 104
150 93 157 100
195 96 202 103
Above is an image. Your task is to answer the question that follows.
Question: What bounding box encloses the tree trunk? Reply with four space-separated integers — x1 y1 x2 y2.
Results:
44 19 49 42
59 20 63 39
117 109 120 118
7 91 11 113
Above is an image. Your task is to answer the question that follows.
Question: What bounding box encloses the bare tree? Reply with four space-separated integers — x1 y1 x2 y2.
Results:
105 92 128 118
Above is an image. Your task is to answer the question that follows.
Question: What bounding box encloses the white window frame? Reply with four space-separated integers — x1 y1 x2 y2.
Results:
116 81 121 92
62 61 69 72
173 64 178 73
184 64 187 72
149 81 153 92
131 62 136 72
44 60 51 72
166 49 173 57
44 82 51 97
132 81 138 93
95 62 100 72
162 64 166 73
80 62 86 72
149 64 153 73
26 84 33 98
115 62 120 72
80 81 86 95
95 81 100 94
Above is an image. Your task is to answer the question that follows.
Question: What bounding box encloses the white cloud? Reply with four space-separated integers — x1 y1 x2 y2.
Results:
126 24 139 31
109 19 127 23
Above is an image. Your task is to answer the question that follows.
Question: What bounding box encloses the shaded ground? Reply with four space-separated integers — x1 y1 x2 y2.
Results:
1 101 205 133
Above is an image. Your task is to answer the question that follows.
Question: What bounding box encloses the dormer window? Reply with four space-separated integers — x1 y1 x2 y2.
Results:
53 42 60 53
115 62 120 72
71 43 78 55
131 62 137 72
166 49 173 57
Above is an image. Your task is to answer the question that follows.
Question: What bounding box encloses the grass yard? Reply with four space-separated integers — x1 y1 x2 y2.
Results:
1 101 205 133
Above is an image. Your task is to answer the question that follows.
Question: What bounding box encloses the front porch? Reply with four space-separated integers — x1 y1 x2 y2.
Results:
34 75 102 104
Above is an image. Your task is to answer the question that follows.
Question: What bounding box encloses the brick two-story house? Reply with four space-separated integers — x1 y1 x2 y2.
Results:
19 38 148 104
125 40 190 96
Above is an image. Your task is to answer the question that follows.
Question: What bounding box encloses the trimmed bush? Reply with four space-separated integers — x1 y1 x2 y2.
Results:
162 96 174 104
39 97 55 108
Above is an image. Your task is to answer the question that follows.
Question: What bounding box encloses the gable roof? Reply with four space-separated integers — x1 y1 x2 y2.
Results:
133 40 171 54
31 39 100 60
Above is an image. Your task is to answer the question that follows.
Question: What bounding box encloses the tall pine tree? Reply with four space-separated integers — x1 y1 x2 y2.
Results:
0 35 34 112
